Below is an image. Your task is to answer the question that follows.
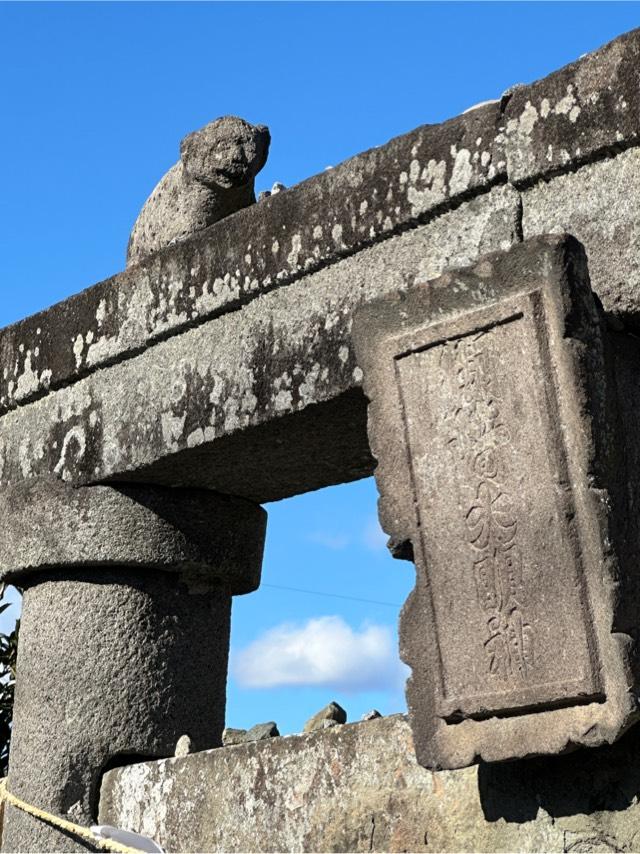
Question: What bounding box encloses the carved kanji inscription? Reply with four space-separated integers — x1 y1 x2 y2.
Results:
395 305 601 719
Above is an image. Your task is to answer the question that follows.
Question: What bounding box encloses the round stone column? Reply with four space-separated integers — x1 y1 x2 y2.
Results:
0 478 266 853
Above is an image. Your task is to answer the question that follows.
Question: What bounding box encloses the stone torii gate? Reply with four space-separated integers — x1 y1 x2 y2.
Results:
1 26 640 853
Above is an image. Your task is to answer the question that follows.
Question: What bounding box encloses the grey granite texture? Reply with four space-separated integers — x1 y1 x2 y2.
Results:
99 714 640 853
174 736 193 759
0 184 521 501
4 569 232 853
222 729 246 747
352 235 638 768
503 26 640 185
522 145 640 325
304 701 347 733
127 116 270 268
221 724 280 746
0 479 266 594
361 709 381 721
243 722 279 742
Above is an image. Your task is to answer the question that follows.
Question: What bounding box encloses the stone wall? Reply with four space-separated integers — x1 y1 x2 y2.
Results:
99 714 640 853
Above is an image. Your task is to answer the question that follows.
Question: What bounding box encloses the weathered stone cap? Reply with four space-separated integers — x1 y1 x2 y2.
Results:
503 26 640 184
304 701 347 733
222 723 280 746
0 478 266 593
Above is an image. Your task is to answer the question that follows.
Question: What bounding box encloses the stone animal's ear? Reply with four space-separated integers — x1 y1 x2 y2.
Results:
252 124 271 177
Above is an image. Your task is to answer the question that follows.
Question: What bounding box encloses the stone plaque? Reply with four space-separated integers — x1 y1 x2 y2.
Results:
353 235 638 768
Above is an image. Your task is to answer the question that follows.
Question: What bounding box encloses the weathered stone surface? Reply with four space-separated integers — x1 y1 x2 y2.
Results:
174 736 193 759
10 28 640 854
244 722 279 742
361 709 381 721
127 116 271 268
222 728 246 747
99 714 640 853
4 29 640 424
0 478 267 594
5 569 232 852
503 27 640 185
304 701 347 733
221 723 279 746
0 185 520 501
522 146 640 322
353 235 637 768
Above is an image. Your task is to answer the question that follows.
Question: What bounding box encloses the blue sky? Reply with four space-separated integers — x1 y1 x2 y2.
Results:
1 1 639 735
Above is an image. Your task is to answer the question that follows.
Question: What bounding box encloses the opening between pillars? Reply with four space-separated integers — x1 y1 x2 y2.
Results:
225 476 413 740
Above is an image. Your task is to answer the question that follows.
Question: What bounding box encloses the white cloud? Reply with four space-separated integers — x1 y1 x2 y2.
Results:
306 516 389 554
307 530 350 550
232 615 408 692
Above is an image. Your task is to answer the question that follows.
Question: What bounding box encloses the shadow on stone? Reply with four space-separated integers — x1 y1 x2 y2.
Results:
478 723 640 824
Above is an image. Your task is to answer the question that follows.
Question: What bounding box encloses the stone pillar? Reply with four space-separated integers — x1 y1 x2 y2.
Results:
0 479 266 852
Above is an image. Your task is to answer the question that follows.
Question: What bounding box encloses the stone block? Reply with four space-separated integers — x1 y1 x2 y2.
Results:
304 701 347 733
244 722 279 742
99 714 640 853
222 729 247 747
503 27 640 185
353 234 638 768
522 146 640 323
0 185 521 501
0 478 267 594
174 736 193 758
361 709 381 721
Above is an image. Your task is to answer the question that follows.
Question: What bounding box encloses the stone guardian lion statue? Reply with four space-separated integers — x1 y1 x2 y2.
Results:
127 115 270 267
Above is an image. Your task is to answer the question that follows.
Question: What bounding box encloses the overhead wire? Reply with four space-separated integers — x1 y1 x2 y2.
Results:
261 583 401 608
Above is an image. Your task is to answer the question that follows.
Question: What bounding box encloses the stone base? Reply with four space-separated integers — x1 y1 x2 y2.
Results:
98 714 640 853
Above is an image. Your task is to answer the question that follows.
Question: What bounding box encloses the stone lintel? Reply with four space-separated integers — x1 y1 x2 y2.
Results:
1 28 640 422
0 101 505 416
0 186 522 498
0 478 266 594
353 234 637 768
